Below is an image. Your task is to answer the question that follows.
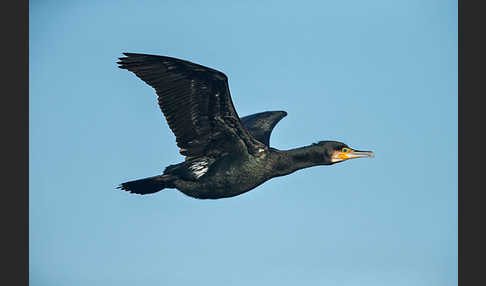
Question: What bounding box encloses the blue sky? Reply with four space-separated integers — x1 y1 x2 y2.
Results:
30 0 457 285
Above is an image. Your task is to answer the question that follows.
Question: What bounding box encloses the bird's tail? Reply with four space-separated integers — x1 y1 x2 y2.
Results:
117 174 175 195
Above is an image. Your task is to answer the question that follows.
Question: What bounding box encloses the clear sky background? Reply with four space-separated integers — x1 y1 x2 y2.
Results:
29 0 457 285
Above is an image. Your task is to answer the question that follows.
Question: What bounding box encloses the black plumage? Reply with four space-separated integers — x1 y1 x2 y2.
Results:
240 111 287 146
117 53 373 199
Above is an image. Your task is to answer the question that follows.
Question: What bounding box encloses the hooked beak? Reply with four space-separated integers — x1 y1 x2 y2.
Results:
344 149 375 160
333 149 375 163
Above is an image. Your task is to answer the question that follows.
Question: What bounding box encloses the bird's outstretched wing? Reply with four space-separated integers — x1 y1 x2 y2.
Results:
241 111 287 146
117 53 262 158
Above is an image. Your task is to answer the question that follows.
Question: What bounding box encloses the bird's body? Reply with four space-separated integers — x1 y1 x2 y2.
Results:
163 149 274 199
117 53 373 199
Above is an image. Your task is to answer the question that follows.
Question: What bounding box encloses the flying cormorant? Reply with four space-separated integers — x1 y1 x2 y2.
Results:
117 53 374 199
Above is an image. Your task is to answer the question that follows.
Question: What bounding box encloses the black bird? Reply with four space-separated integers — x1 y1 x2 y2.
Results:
117 53 374 199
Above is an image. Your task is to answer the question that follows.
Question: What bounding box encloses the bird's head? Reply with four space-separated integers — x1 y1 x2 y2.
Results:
316 141 374 164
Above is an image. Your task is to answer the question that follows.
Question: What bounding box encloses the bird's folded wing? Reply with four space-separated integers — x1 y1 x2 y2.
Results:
117 53 256 158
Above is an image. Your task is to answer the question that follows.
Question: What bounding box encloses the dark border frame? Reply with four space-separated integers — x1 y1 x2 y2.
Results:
2 0 29 285
459 0 480 285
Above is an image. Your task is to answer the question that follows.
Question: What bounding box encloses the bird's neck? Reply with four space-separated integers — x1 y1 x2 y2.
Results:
273 144 330 176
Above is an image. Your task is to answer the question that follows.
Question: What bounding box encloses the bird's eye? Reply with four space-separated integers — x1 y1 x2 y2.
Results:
342 148 348 153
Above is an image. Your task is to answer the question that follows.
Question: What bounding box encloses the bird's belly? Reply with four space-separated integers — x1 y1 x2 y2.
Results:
176 158 270 199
